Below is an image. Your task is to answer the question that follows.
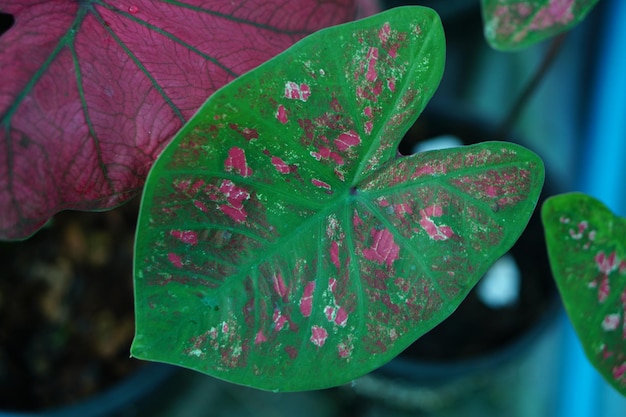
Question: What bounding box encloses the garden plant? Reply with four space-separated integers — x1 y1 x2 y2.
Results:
1 0 623 407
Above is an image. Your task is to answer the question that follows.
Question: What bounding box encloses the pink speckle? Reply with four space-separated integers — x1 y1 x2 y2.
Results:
284 81 311 101
613 362 626 380
330 241 340 269
334 307 348 327
530 0 575 30
299 281 316 317
254 330 267 344
338 342 353 358
353 211 363 227
364 121 373 135
221 322 229 333
569 221 588 240
128 5 139 14
311 147 344 165
324 306 335 322
335 130 361 151
394 203 413 216
168 253 183 268
328 278 337 293
310 326 328 347
378 22 391 44
596 251 619 275
365 47 378 82
271 156 291 174
387 77 396 92
364 107 373 117
602 314 621 331
272 272 288 300
220 180 249 208
363 228 400 268
219 204 247 223
194 200 209 213
276 104 288 124
418 205 454 241
224 147 253 177
170 230 198 245
312 178 331 190
273 309 288 332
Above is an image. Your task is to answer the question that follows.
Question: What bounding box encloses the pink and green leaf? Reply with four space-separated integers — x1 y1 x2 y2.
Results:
543 193 626 397
132 6 545 391
481 0 599 50
0 0 356 240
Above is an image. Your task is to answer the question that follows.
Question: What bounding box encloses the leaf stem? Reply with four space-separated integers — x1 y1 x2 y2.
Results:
495 33 568 140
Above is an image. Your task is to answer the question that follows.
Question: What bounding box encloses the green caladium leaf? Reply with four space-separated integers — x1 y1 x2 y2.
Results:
481 0 599 50
132 6 545 391
543 193 626 397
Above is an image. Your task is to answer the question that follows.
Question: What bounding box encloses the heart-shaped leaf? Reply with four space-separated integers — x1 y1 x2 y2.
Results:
543 193 626 397
0 0 355 240
481 0 599 50
132 6 545 391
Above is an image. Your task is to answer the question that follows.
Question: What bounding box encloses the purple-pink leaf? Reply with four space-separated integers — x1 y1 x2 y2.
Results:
0 0 356 240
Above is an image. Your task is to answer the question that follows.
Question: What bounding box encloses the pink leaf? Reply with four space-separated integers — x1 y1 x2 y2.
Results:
0 0 356 239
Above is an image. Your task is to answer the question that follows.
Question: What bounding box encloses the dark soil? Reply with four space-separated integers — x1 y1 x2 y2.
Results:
0 200 143 411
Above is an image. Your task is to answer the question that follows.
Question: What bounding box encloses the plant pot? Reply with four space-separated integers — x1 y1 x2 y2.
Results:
0 200 174 416
343 105 562 416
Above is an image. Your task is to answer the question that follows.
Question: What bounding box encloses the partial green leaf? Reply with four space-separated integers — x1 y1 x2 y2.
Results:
132 6 545 391
481 0 599 50
543 193 626 397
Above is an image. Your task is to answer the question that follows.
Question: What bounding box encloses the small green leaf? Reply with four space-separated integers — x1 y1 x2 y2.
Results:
543 193 626 397
132 6 545 391
481 0 599 50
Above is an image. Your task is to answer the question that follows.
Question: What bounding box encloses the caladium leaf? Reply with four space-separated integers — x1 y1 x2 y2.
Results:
543 193 626 397
0 0 355 240
481 0 599 50
132 6 545 391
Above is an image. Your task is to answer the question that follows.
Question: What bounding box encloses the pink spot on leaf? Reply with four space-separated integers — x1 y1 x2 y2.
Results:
602 314 621 331
365 47 378 82
613 363 626 381
194 200 209 213
596 251 619 275
334 130 361 151
272 272 288 300
254 331 267 344
300 281 316 317
310 326 328 347
271 156 291 174
378 22 391 44
569 221 588 240
418 205 454 241
330 241 340 269
276 104 288 124
128 5 139 14
329 278 337 293
168 253 183 268
312 179 331 190
225 147 253 177
170 230 198 245
273 309 288 332
363 228 400 267
334 307 348 327
284 81 311 101
338 342 353 358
